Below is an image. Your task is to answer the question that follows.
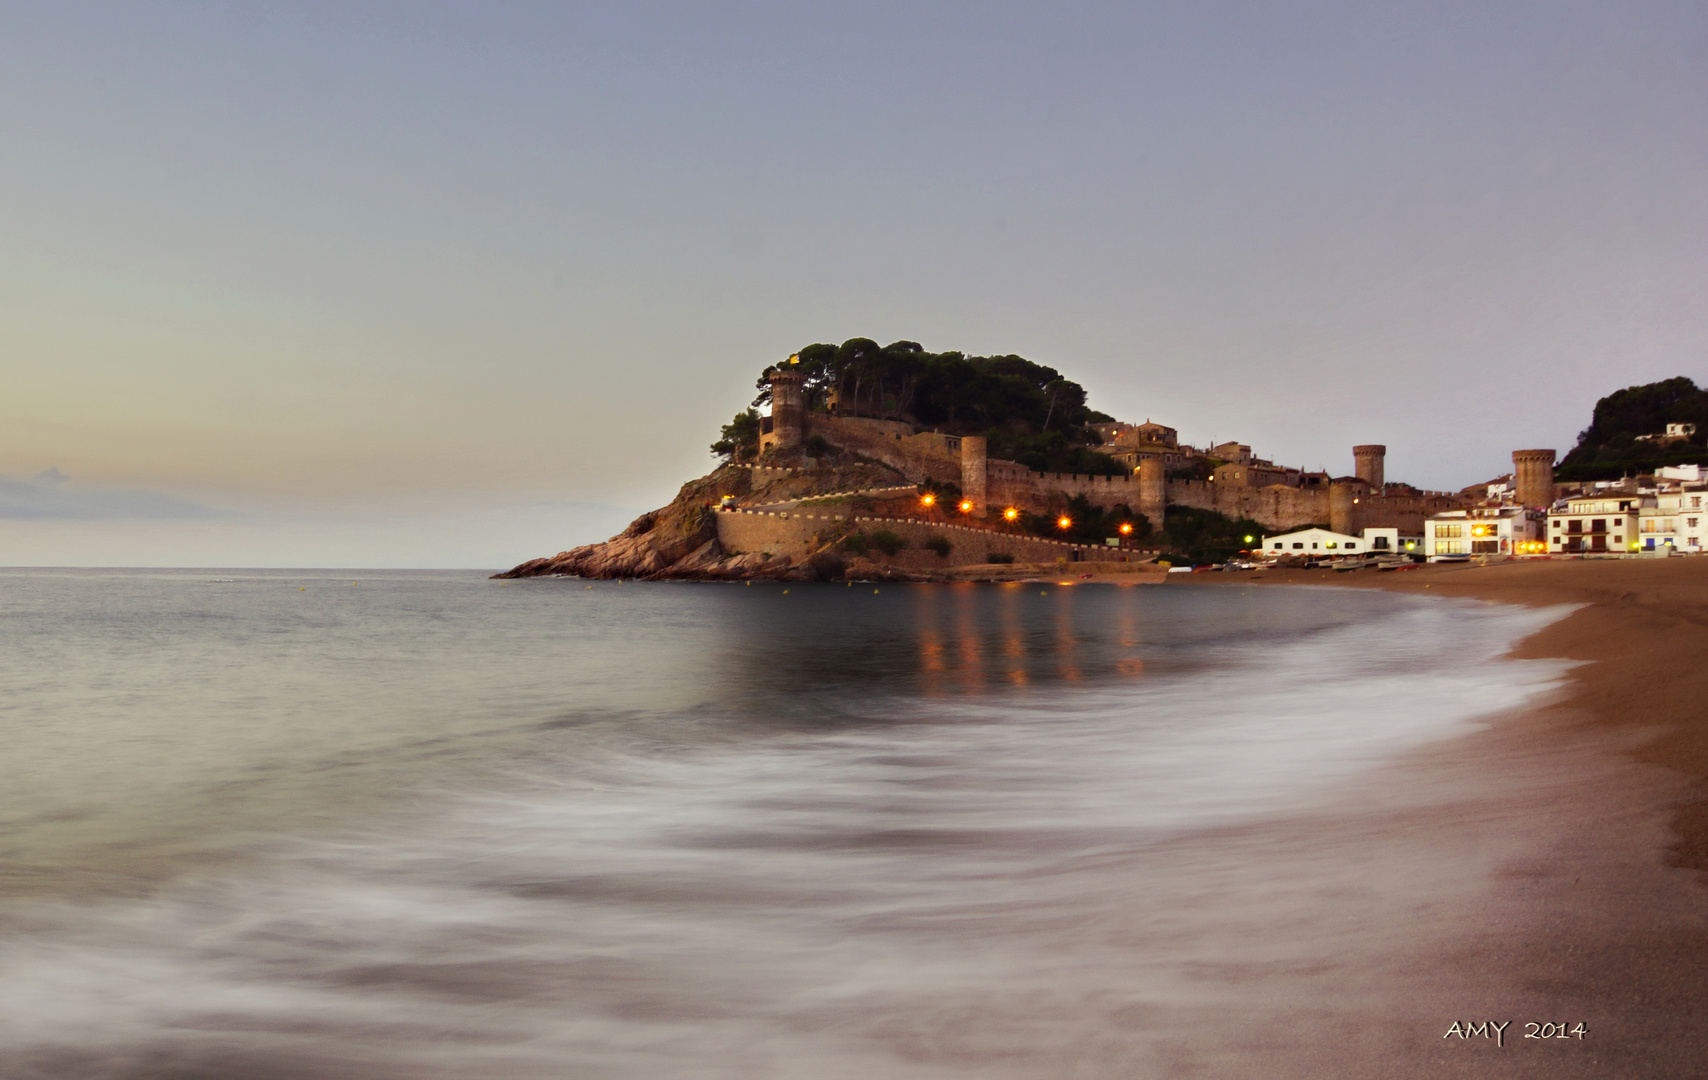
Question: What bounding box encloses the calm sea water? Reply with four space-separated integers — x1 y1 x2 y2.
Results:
0 569 1572 1078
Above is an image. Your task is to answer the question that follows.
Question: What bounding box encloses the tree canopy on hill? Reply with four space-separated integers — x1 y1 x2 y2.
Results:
751 338 1121 475
1557 376 1708 481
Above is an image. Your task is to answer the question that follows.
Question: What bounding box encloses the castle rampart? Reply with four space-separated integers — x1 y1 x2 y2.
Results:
714 507 1104 568
810 415 962 484
777 395 1474 537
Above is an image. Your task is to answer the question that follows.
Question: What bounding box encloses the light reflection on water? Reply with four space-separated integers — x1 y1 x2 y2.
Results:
0 570 1576 1078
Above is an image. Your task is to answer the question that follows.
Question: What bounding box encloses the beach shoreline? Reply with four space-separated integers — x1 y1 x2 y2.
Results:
1178 557 1708 1077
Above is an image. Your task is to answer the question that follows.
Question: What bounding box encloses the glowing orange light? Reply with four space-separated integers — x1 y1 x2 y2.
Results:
1057 516 1072 530
958 499 973 513
1003 507 1019 521
920 493 936 507
1119 522 1133 535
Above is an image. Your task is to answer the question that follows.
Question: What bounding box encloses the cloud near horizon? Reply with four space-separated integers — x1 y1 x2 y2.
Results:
0 472 242 521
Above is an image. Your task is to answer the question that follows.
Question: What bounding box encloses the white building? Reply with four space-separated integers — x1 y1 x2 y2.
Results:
1260 526 1419 558
1678 490 1708 552
1546 494 1642 555
1425 506 1544 560
1637 488 1708 553
1637 422 1697 444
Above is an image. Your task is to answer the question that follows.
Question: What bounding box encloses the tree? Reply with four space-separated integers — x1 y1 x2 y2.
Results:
710 408 761 462
736 337 1123 473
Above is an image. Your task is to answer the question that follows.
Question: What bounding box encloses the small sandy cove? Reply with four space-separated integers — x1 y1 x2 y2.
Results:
1151 558 1708 1079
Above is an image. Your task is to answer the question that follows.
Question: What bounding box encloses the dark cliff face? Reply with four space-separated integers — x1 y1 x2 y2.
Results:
493 468 742 581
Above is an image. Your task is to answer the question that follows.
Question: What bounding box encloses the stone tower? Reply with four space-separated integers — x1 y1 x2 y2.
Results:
767 369 805 450
1512 449 1556 509
1329 480 1358 537
1352 445 1386 491
960 435 988 515
1137 455 1166 534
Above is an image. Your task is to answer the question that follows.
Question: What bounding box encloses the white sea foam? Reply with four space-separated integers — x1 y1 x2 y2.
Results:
0 590 1578 1079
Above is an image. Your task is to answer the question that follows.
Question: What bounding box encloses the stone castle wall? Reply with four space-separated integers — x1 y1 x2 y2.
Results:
792 408 1474 536
716 508 1105 568
990 465 1460 533
808 415 962 484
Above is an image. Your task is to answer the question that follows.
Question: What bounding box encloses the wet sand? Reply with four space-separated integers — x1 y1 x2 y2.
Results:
1176 558 1708 1078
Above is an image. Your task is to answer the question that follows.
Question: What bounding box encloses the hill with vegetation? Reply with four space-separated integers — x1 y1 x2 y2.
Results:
1557 376 1708 481
716 338 1122 476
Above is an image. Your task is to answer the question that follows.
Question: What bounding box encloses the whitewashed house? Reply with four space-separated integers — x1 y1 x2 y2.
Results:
1637 488 1708 552
1426 507 1544 560
1260 526 1418 558
1546 494 1643 555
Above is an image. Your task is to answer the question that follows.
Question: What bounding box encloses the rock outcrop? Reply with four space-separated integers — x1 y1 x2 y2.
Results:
492 463 922 582
495 468 736 580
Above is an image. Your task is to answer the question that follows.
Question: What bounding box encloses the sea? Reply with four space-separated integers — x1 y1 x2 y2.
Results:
0 568 1577 1079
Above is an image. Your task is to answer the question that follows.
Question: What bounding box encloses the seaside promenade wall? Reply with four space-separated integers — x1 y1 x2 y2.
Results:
716 508 1104 568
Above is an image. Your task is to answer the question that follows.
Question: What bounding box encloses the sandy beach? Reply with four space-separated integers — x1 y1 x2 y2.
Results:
1172 558 1708 1078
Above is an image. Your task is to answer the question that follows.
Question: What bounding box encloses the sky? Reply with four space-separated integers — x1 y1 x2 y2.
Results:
3 1 1705 567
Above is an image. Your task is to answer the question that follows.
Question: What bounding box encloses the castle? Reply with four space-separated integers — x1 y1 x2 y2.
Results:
494 367 1568 581
753 367 1493 538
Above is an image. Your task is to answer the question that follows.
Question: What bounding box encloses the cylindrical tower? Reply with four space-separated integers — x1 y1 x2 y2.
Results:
1352 445 1386 491
1329 480 1358 537
1512 449 1557 509
1137 455 1166 535
767 369 805 449
960 435 988 515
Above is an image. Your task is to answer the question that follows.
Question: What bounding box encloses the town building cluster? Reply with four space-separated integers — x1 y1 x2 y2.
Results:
1261 456 1708 563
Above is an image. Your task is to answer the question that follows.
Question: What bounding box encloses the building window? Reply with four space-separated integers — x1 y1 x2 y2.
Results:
1435 524 1463 538
1567 520 1582 534
1346 542 1357 550
1472 540 1499 553
1373 536 1390 549
1292 542 1303 549
1689 518 1700 529
1592 519 1607 533
1435 541 1465 555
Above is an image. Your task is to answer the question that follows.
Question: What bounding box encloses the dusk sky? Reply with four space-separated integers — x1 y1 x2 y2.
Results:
4 2 1705 567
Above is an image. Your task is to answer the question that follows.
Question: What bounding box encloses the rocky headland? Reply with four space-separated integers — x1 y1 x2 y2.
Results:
492 453 945 582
